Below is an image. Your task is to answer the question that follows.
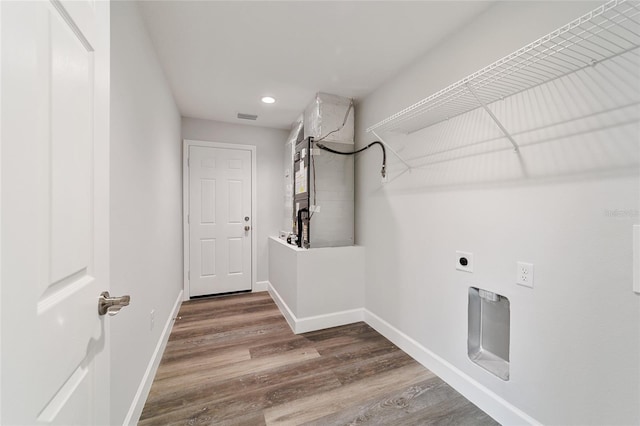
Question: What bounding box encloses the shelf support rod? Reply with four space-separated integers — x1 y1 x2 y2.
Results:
466 83 519 153
371 130 412 170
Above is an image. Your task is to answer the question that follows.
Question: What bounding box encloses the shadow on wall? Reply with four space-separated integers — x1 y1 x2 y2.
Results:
359 186 405 312
375 49 640 194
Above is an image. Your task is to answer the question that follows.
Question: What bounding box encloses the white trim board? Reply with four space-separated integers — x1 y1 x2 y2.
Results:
267 283 296 332
182 139 258 301
268 282 364 334
253 281 269 292
124 290 183 425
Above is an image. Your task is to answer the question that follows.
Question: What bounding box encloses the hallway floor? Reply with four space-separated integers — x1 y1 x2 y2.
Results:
140 292 498 425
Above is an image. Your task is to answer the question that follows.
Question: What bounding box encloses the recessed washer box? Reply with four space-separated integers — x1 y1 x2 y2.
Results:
468 287 510 381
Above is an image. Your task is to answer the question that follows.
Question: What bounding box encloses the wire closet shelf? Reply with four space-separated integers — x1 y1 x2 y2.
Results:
366 0 640 136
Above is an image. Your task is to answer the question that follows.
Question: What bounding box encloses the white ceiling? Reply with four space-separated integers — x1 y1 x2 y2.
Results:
138 1 494 130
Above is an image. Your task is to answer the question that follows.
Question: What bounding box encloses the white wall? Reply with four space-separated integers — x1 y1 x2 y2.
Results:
355 2 640 425
110 2 183 424
182 117 288 284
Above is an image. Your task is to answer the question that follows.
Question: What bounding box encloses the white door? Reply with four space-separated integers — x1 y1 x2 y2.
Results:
188 145 253 297
1 0 112 424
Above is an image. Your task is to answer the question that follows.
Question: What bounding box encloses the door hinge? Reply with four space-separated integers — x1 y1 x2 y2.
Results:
188 270 190 280
187 157 190 167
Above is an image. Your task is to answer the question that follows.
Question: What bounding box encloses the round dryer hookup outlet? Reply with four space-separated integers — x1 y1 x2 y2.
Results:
455 251 474 273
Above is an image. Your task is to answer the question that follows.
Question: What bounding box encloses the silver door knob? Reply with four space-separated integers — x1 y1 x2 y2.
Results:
98 291 131 316
244 225 251 231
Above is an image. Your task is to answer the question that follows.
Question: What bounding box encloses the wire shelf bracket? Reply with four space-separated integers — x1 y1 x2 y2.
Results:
366 0 640 144
465 83 520 153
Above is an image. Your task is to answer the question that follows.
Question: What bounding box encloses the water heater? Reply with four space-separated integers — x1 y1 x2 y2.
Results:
293 137 354 248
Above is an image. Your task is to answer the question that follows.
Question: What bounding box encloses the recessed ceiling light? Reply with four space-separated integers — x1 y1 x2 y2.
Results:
261 96 276 104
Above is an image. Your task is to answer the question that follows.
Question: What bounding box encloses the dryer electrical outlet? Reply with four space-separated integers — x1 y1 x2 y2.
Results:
456 251 474 273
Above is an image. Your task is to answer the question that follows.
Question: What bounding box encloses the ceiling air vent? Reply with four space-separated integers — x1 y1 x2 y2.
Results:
237 113 258 121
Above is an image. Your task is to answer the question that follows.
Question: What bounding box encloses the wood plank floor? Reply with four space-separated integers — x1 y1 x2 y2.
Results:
140 292 499 425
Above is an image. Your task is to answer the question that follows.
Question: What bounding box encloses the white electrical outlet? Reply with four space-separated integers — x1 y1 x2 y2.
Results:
516 262 534 288
150 309 155 330
456 251 474 273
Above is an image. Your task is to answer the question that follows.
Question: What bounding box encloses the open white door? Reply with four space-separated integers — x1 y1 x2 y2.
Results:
186 143 254 297
1 1 113 424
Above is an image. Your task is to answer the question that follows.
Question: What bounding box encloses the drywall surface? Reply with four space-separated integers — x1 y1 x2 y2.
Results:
295 244 364 318
182 117 287 283
355 2 640 425
110 2 183 424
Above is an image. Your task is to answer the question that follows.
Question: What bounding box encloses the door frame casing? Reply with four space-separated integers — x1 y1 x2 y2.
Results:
182 139 257 301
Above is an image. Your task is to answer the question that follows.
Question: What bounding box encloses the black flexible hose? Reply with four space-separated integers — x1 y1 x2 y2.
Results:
315 141 386 178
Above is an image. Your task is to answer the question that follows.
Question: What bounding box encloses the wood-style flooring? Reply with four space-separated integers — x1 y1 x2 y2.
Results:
140 292 498 425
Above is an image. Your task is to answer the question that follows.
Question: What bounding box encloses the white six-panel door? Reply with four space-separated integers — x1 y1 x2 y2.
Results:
1 0 110 424
188 145 253 297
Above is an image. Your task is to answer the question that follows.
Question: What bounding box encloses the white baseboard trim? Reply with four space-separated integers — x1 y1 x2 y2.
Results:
124 289 183 425
364 309 540 426
253 280 269 292
267 283 297 332
267 283 364 334
295 308 364 334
